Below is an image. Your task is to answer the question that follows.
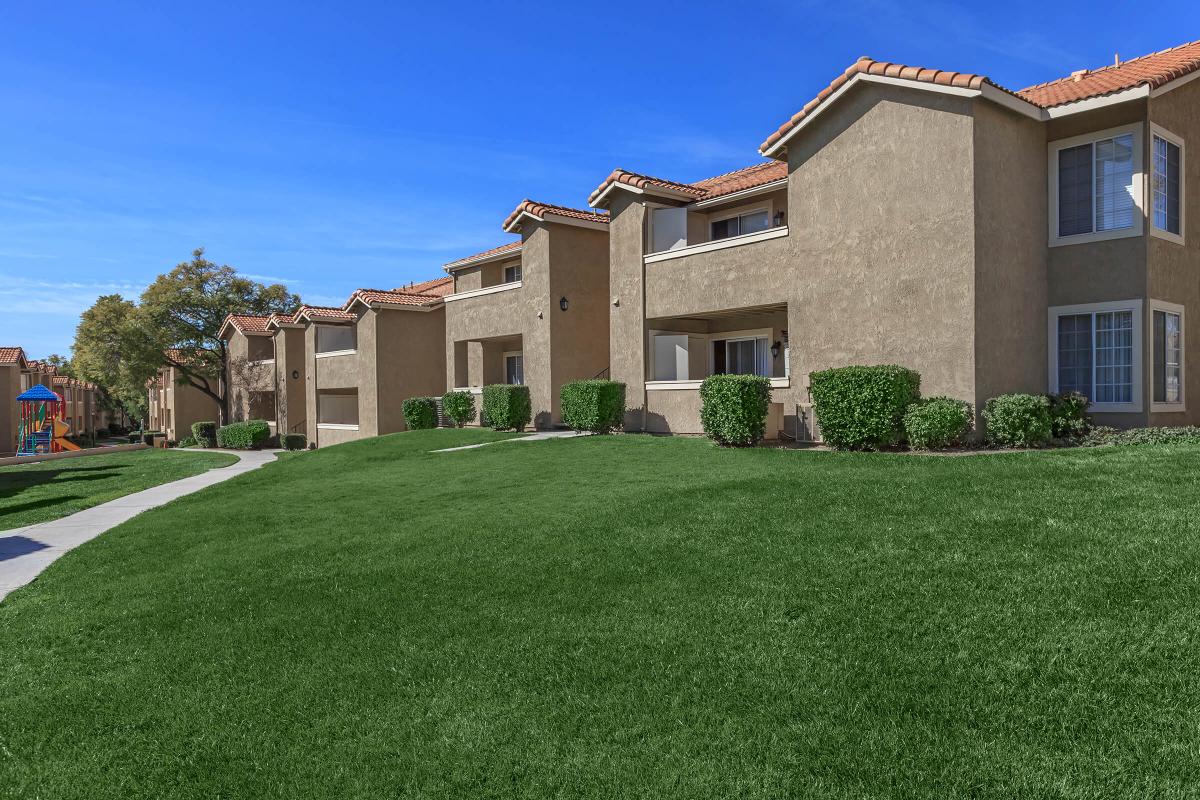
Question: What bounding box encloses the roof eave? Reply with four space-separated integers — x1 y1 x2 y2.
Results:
443 245 523 273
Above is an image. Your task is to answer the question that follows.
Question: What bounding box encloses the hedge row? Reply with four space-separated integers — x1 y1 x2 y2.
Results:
809 365 920 450
280 433 308 451
441 391 476 427
482 385 531 431
402 397 438 430
216 419 271 449
560 380 625 433
191 421 217 448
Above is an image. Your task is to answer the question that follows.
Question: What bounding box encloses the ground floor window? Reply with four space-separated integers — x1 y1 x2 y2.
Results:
504 352 523 385
713 336 770 377
317 389 358 426
1049 301 1142 412
1152 303 1184 407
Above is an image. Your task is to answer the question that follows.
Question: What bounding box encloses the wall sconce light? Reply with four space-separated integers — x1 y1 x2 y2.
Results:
559 296 569 312
291 370 300 380
770 341 781 359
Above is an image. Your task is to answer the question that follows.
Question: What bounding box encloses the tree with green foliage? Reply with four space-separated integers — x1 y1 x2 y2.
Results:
72 294 147 423
136 248 299 422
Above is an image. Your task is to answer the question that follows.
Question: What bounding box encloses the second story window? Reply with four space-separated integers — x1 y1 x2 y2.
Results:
1052 126 1140 244
504 264 522 283
710 209 770 241
316 324 355 354
1152 128 1183 240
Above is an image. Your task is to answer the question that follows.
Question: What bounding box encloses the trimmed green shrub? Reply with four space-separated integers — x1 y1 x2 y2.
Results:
1048 392 1090 438
1084 425 1200 447
699 374 771 447
128 432 142 444
482 384 532 431
191 421 218 448
560 380 626 434
809 365 921 450
903 397 973 449
216 419 271 449
177 435 198 448
280 433 308 451
441 390 476 428
140 431 163 446
402 396 438 430
982 394 1052 447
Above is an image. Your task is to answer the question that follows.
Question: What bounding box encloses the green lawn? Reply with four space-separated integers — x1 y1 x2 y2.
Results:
2 430 1199 798
0 448 238 530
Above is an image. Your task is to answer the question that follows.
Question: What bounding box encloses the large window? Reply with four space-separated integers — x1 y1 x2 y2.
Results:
711 209 770 241
316 324 355 354
1152 128 1183 241
504 352 524 385
1052 126 1141 244
247 336 274 362
1152 304 1184 408
317 389 358 426
1050 302 1142 411
713 336 770 377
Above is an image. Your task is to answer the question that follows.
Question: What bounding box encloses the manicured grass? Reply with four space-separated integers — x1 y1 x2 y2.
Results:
2 430 1199 798
0 448 238 531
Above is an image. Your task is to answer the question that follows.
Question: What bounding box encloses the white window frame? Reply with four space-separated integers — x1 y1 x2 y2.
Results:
314 324 356 357
503 350 524 385
1047 299 1143 413
1048 123 1144 247
1149 299 1186 413
503 263 522 284
706 327 775 378
1149 123 1186 246
709 203 772 243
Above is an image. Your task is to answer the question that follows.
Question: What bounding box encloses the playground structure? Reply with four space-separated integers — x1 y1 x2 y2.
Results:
16 383 80 455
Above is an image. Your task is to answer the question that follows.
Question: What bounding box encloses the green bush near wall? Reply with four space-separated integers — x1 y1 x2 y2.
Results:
215 420 271 450
903 397 973 449
280 433 308 451
560 380 626 433
191 421 217 448
699 374 771 447
1048 391 1090 438
809 365 921 450
441 391 476 427
402 397 438 430
482 384 532 431
982 394 1052 447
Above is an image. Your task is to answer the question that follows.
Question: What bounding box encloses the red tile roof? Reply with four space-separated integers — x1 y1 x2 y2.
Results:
761 42 1200 155
589 160 788 208
346 287 447 309
760 57 996 154
1018 39 1200 107
502 199 610 232
296 305 357 322
0 347 25 365
266 311 300 329
220 313 273 335
393 276 454 296
444 240 522 271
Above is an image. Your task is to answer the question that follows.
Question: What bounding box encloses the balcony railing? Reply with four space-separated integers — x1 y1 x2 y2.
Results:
645 226 788 264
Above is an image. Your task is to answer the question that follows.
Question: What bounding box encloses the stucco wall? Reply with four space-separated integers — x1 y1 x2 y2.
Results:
375 305 447 434
1148 77 1200 426
971 99 1049 414
0 366 18 454
547 223 610 420
273 327 307 433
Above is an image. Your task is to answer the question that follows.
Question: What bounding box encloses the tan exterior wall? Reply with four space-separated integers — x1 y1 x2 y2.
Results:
273 326 307 434
225 330 276 423
971 99 1049 414
0 366 19 455
446 220 608 428
1148 77 1200 426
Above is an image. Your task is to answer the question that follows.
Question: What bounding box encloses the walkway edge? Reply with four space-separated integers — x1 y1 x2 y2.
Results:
0 449 279 602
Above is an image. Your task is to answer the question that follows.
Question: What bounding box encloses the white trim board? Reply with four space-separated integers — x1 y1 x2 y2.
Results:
645 226 788 264
444 281 522 303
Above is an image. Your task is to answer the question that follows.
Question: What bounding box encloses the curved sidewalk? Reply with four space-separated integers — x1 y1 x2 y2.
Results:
0 450 277 602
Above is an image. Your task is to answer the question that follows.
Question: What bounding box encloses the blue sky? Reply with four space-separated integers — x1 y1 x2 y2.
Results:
2 2 1197 358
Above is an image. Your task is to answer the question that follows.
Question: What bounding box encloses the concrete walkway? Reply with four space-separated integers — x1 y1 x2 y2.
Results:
0 449 277 602
433 429 590 453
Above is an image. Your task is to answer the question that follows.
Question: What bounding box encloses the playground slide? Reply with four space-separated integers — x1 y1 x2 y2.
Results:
52 419 81 450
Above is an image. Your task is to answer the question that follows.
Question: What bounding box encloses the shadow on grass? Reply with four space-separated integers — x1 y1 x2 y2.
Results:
0 495 87 522
0 534 50 561
0 466 121 501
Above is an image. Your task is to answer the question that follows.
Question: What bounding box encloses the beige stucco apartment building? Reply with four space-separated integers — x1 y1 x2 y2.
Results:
590 42 1200 438
265 311 308 437
443 200 610 427
294 277 452 448
147 353 222 442
219 314 280 434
